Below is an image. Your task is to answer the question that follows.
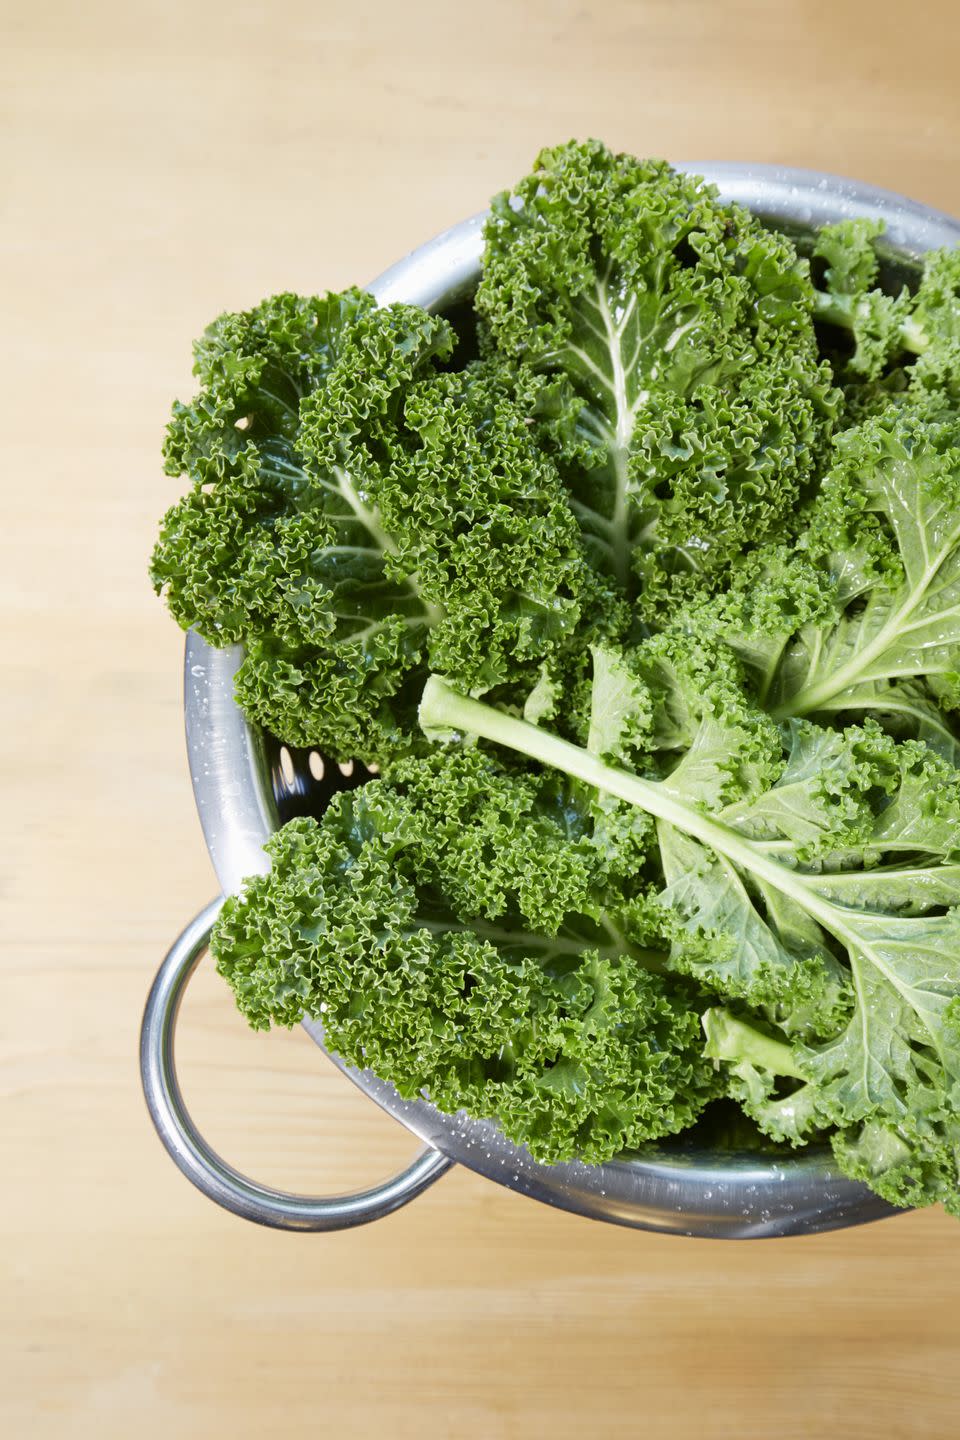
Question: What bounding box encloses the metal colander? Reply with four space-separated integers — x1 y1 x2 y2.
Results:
141 166 960 1237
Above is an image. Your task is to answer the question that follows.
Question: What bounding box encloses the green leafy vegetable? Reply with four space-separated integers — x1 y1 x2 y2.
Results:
477 139 838 606
153 295 604 761
155 139 960 1219
814 218 960 392
780 407 960 717
213 752 720 1163
677 405 960 751
418 662 960 1197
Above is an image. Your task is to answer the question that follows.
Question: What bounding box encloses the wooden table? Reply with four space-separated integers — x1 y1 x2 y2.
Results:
4 2 960 1435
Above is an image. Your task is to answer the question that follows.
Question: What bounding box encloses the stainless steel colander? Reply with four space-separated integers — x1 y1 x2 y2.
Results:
141 165 960 1237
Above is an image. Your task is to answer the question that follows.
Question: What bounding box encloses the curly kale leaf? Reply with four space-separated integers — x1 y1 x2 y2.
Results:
421 647 960 1045
775 409 960 723
153 290 448 648
152 291 449 759
423 656 960 1214
814 219 960 405
830 1099 960 1219
677 407 960 754
695 728 960 1212
814 222 960 366
812 219 914 382
476 139 838 607
348 363 615 695
212 751 720 1165
705 980 960 1218
153 292 601 762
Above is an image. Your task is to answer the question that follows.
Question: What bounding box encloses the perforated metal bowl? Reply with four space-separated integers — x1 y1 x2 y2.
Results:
141 165 960 1237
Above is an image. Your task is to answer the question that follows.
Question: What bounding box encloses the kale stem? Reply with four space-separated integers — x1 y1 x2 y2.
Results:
701 1007 806 1078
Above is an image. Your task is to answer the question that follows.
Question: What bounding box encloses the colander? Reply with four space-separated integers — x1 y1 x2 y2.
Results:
141 165 960 1237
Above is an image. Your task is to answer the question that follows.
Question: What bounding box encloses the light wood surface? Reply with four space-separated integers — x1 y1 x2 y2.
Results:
4 2 960 1436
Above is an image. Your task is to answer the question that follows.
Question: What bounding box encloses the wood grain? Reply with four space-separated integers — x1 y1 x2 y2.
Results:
3 2 960 1435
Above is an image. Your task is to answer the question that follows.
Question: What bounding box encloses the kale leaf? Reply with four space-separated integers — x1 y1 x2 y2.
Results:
477 139 838 607
213 752 720 1164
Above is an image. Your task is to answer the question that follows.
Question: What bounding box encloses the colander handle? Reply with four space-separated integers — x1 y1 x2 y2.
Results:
140 899 454 1230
